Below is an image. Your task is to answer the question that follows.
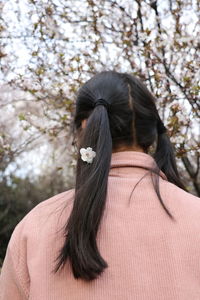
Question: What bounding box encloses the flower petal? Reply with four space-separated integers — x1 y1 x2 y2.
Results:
80 148 86 155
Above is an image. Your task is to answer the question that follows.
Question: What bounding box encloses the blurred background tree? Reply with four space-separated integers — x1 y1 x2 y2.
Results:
0 0 199 265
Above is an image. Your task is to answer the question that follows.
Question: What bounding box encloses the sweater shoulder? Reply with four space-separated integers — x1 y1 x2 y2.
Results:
161 180 199 202
23 188 74 223
159 179 200 218
30 188 75 214
8 189 75 251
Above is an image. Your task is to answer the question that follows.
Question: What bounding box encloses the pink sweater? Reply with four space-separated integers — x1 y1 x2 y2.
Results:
0 151 200 300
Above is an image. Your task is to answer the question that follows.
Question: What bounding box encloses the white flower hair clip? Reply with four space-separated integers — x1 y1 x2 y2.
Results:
80 147 96 164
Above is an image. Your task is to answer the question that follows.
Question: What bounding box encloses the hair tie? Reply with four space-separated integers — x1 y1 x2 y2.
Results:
157 121 167 134
95 98 109 110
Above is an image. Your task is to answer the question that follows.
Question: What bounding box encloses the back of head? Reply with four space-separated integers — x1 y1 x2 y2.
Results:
74 70 158 151
54 70 185 280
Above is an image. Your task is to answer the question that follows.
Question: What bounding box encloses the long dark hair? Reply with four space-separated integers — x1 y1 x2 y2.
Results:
53 71 186 280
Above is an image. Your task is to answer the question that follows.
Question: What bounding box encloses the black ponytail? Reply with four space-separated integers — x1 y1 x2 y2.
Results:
122 73 186 221
54 101 112 280
150 123 186 221
154 127 186 190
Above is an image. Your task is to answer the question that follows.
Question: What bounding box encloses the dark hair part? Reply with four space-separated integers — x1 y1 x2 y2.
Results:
53 71 186 280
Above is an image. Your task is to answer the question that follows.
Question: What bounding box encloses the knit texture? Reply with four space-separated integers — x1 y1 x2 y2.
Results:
0 151 200 300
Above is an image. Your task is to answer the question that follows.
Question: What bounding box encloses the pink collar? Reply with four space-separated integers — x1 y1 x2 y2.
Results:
110 151 167 180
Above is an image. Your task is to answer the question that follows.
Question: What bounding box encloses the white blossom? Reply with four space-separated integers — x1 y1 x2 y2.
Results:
171 135 185 144
176 113 185 123
80 147 96 164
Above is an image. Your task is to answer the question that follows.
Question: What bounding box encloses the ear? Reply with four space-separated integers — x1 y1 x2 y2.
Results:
81 119 87 129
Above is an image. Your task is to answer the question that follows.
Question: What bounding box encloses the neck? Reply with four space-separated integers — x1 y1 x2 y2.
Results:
112 145 145 153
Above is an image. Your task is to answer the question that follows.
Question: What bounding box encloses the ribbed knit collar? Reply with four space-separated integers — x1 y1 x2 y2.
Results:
110 151 167 180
